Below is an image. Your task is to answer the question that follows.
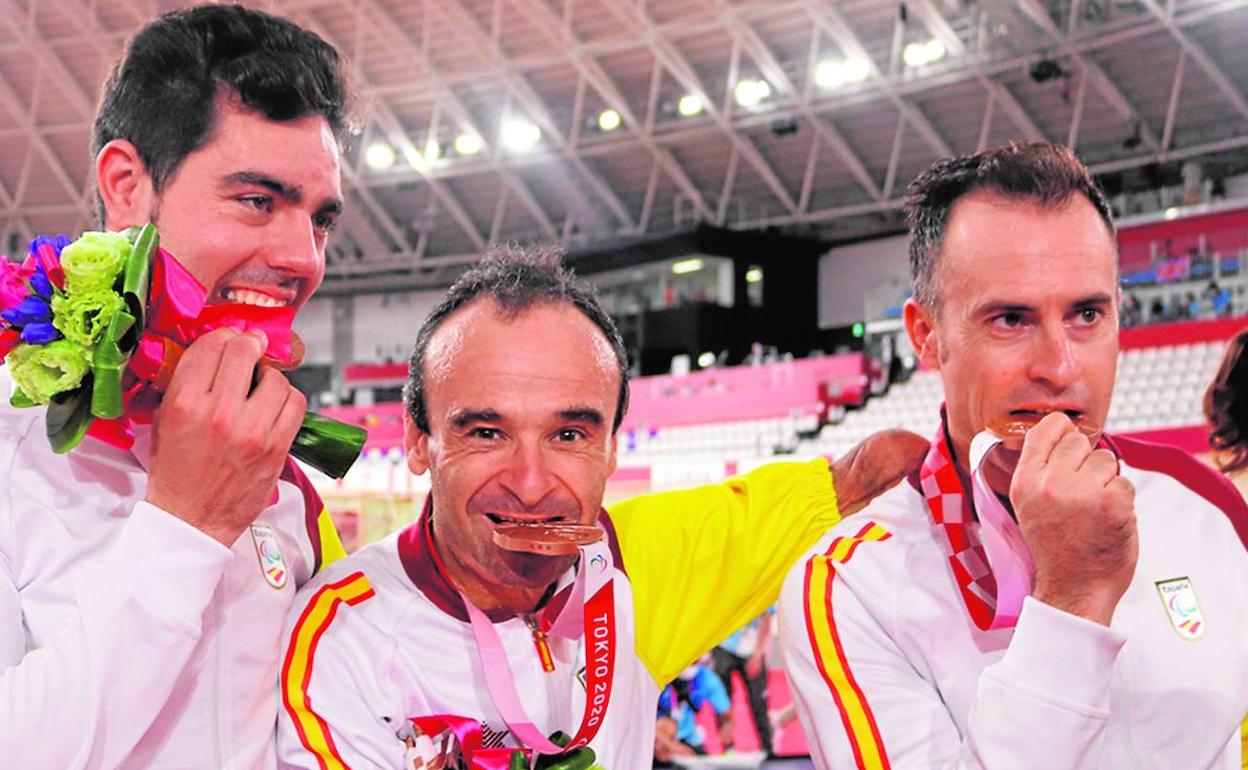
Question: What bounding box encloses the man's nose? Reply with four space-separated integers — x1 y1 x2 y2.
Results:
1028 321 1081 391
265 214 323 278
497 441 559 508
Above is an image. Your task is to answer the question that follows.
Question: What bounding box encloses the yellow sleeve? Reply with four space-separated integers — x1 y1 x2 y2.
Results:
606 458 841 685
1241 714 1246 770
316 509 348 571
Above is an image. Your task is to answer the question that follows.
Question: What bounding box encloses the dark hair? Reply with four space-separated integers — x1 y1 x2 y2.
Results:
404 246 631 434
93 4 352 200
1206 330 1248 473
905 141 1116 309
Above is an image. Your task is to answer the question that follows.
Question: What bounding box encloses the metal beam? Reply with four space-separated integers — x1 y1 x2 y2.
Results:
1067 68 1088 149
713 1 883 201
436 0 640 233
909 0 1046 142
490 0 710 222
1136 0 1248 122
597 0 801 216
798 133 821 213
800 0 955 158
1015 0 1161 150
1161 52 1187 152
322 125 1248 283
296 9 483 252
977 91 996 152
727 130 1248 230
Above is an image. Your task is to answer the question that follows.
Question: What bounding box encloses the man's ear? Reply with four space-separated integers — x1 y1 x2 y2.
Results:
606 430 618 479
403 410 431 476
95 139 155 231
903 298 941 369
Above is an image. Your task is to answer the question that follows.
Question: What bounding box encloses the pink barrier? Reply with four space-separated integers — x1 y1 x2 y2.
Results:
620 354 866 433
343 361 407 385
325 355 869 452
325 325 1235 456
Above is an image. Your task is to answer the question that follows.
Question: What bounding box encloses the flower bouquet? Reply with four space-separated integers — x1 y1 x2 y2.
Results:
0 224 366 478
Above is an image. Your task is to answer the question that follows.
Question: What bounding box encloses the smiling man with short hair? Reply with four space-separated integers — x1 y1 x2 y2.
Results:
276 248 930 769
0 6 351 768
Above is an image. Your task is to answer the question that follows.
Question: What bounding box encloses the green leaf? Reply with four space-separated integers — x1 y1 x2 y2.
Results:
536 748 596 770
119 223 157 349
9 387 34 408
289 412 368 479
46 383 95 454
90 308 135 419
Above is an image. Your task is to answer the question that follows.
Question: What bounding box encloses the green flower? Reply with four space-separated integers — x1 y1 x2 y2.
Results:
59 231 131 293
51 289 125 348
6 340 89 404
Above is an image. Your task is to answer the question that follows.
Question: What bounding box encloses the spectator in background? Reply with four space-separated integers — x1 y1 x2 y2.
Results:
1217 287 1234 318
1120 292 1143 327
655 661 735 762
1184 291 1200 320
1149 295 1167 323
711 610 775 755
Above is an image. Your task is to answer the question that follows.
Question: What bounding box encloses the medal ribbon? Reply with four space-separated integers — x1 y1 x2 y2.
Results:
407 714 516 770
920 413 1112 630
462 539 617 757
919 423 998 630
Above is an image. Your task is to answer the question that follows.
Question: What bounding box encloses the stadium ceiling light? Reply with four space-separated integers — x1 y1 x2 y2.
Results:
746 267 763 284
598 108 622 132
364 140 395 170
697 351 716 368
677 93 705 117
402 145 426 171
672 258 704 274
903 39 946 68
502 119 542 152
733 79 772 108
814 60 870 90
454 132 484 156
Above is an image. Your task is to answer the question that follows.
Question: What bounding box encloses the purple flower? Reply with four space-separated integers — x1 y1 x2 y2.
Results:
19 322 58 344
1 268 60 345
30 234 71 257
11 296 51 324
28 265 52 298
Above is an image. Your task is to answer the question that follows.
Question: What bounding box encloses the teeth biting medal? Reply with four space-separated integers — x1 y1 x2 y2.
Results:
987 411 1100 450
492 521 605 555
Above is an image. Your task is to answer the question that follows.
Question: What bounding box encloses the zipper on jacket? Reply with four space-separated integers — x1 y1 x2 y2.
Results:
522 614 556 673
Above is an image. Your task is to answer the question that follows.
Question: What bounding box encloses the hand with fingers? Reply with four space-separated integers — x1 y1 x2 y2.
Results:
832 429 932 517
144 327 308 547
1009 412 1138 627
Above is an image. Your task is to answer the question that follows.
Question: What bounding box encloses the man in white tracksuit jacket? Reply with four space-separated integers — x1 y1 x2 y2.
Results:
779 142 1248 769
0 6 352 768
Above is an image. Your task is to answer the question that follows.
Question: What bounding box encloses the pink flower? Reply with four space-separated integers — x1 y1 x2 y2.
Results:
0 258 32 312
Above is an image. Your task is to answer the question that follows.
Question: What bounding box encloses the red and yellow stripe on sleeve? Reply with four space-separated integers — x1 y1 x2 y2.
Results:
803 522 893 770
281 572 375 770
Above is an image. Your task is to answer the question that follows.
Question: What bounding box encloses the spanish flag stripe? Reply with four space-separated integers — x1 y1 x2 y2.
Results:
281 572 375 770
801 529 892 770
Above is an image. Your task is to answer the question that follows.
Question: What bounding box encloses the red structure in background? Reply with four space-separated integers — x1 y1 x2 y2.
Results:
1117 206 1248 272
